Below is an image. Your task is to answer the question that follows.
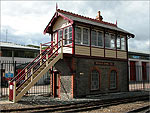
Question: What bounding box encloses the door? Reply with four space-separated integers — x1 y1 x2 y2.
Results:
53 72 60 97
130 61 136 81
142 62 147 81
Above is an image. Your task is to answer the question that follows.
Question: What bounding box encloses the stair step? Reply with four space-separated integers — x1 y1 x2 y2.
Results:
17 87 24 91
13 54 62 102
16 90 21 94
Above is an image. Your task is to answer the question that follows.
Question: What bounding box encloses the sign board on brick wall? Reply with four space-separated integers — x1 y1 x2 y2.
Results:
94 62 114 66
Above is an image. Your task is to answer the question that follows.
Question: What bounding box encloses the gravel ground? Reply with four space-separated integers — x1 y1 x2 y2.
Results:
86 100 150 113
0 91 149 111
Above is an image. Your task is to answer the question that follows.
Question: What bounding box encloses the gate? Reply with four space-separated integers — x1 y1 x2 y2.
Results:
129 65 150 91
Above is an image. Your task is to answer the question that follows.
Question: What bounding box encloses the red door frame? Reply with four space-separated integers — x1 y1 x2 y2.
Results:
142 62 147 81
52 71 60 98
130 61 136 81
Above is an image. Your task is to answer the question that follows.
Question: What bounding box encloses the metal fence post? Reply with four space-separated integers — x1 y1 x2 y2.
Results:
14 61 16 77
0 63 3 97
143 80 145 90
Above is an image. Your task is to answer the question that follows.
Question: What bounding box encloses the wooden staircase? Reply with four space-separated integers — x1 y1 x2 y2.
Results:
9 40 63 103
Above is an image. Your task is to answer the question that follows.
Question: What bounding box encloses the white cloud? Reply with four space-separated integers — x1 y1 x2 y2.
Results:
1 1 149 52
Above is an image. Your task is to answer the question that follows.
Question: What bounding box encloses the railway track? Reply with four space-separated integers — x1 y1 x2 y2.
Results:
1 95 149 113
127 105 150 113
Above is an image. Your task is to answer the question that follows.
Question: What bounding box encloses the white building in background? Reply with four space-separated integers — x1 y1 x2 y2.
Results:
0 41 49 85
128 51 150 82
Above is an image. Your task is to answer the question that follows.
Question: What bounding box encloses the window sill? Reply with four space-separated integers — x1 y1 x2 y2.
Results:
109 87 117 90
117 49 127 52
90 89 100 92
105 48 116 50
75 44 90 47
91 45 104 49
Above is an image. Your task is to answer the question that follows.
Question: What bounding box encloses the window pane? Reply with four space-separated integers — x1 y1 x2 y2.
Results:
91 70 99 90
117 36 121 49
105 33 110 48
58 30 63 46
98 32 103 47
2 49 12 57
69 27 72 44
83 28 89 45
64 28 68 45
75 27 81 44
91 30 97 46
110 35 115 49
121 37 126 50
110 70 117 89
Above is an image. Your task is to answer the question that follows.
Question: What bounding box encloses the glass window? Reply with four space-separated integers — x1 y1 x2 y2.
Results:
91 70 100 90
83 28 89 45
2 49 12 57
105 33 111 48
58 30 63 46
110 70 117 89
69 27 72 44
58 30 63 41
75 27 81 44
117 36 121 49
91 30 97 46
110 34 116 49
64 28 68 45
98 32 103 47
121 37 126 50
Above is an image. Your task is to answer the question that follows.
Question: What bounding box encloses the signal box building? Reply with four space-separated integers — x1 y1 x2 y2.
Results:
44 9 134 99
9 9 135 102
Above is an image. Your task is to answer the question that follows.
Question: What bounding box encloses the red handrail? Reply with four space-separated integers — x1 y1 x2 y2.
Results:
16 41 62 90
11 39 63 90
15 46 55 84
16 40 61 84
11 42 53 82
41 41 53 46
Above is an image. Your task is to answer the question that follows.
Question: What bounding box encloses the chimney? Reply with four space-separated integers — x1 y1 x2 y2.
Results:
96 11 103 21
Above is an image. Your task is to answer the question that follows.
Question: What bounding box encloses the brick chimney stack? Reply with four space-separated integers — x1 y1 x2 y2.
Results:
96 11 103 21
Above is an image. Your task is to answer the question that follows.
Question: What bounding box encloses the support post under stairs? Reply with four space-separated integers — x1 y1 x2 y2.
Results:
61 39 63 59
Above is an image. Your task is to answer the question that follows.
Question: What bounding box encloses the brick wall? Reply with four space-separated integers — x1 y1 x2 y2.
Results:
55 56 128 99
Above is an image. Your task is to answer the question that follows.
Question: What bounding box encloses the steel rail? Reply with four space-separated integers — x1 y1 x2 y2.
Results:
1 95 149 113
127 105 150 113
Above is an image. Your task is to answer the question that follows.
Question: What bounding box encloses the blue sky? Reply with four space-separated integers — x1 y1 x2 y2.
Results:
1 1 150 52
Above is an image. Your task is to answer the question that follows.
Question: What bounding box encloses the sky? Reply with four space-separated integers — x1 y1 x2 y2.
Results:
1 1 150 53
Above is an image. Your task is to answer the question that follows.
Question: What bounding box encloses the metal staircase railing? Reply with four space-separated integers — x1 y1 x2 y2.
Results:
9 39 63 102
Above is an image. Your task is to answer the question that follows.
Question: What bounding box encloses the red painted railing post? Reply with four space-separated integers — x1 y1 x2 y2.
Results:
31 68 33 82
25 68 27 79
46 54 48 66
40 43 42 65
9 82 14 101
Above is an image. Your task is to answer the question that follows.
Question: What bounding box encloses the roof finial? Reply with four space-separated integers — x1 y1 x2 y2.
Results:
116 20 117 26
56 3 58 11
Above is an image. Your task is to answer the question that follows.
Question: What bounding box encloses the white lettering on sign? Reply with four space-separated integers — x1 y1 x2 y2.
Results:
10 85 13 90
